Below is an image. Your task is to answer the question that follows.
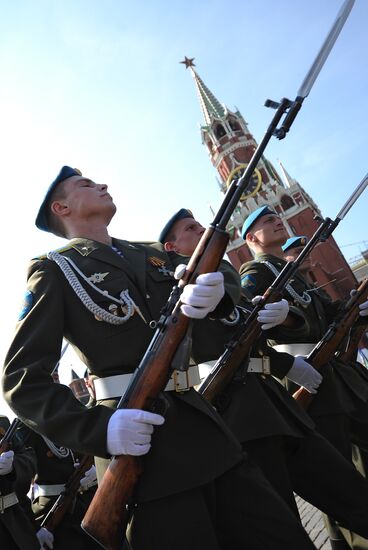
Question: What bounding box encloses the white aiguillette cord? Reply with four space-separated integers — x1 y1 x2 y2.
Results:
47 251 142 324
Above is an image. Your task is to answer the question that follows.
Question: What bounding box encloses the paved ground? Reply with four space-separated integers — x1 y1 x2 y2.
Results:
296 496 331 550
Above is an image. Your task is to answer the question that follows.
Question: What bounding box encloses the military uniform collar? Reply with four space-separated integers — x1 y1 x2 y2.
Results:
254 253 286 269
69 238 101 256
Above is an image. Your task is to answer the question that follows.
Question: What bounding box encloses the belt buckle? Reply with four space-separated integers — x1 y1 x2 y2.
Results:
173 369 190 393
262 357 271 375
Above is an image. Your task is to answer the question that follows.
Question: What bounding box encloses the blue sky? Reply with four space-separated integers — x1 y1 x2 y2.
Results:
1 0 367 416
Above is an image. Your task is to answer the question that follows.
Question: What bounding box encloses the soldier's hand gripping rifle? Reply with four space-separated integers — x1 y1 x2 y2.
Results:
82 2 355 548
41 454 94 533
293 278 368 409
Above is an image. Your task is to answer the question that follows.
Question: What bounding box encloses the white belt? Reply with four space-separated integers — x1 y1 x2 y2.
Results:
198 357 271 379
273 343 317 356
94 365 202 400
36 484 65 497
247 356 271 374
0 492 18 513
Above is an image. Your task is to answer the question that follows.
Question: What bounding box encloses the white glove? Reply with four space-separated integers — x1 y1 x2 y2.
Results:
177 267 225 319
79 464 97 491
287 356 323 394
36 527 54 549
0 450 14 475
350 290 368 317
252 297 289 330
106 409 165 456
359 299 368 317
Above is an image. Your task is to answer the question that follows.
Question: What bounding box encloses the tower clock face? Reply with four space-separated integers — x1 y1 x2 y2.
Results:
226 164 262 201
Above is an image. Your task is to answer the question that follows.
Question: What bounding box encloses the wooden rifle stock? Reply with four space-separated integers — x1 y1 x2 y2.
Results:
199 290 282 402
41 454 94 533
81 227 229 550
335 323 368 364
293 278 368 409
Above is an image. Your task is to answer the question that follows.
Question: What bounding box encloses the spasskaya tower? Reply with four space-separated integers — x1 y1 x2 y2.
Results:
181 56 356 300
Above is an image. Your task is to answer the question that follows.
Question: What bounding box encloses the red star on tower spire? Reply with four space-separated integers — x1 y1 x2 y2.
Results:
180 56 195 69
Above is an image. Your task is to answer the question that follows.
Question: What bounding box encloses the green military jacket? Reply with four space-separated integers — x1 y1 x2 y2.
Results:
239 253 339 342
0 416 39 549
239 253 368 417
191 304 315 443
3 238 243 502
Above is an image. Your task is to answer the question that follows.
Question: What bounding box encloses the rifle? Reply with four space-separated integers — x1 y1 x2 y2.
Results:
292 279 368 409
0 418 22 454
82 2 355 548
335 321 368 365
198 227 367 405
41 454 94 533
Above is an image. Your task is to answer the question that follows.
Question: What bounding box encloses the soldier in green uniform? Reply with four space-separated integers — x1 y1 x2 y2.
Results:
239 206 368 550
160 208 368 537
282 235 368 550
0 415 41 549
282 235 368 448
2 167 320 550
24 428 100 550
18 368 98 550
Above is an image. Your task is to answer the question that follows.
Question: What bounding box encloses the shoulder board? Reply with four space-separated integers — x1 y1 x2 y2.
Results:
33 244 73 261
239 259 260 273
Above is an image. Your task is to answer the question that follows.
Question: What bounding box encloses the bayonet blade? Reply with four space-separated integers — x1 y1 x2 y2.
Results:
336 173 368 221
298 0 355 99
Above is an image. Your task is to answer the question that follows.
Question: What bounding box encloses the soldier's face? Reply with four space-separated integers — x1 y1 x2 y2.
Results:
60 176 116 221
167 218 205 255
284 246 312 271
249 214 287 247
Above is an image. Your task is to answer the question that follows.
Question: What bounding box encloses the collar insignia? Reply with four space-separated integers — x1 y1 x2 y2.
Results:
72 243 97 256
88 272 109 284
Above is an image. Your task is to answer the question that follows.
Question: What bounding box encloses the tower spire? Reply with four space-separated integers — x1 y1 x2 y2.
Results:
180 56 225 125
278 160 296 189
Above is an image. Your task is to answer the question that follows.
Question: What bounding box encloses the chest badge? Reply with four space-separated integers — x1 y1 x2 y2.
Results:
88 272 109 284
158 266 172 276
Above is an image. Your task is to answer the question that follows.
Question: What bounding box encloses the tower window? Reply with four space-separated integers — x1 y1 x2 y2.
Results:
229 119 241 132
215 124 226 139
280 194 295 211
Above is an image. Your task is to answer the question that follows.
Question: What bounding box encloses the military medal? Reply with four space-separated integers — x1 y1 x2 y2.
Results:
148 256 166 267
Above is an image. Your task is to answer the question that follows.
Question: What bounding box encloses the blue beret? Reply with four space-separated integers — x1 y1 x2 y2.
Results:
35 166 82 232
282 236 308 253
241 205 277 239
159 208 194 243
